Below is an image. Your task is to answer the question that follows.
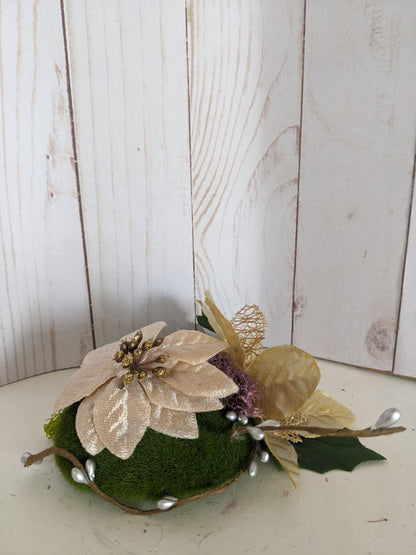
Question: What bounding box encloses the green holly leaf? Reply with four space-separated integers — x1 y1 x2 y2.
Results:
294 436 386 474
197 312 215 332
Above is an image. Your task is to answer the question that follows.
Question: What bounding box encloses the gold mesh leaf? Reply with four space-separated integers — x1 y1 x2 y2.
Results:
231 304 267 366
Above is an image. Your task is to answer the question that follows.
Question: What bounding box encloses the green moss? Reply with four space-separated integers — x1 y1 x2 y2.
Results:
50 403 253 503
44 411 63 439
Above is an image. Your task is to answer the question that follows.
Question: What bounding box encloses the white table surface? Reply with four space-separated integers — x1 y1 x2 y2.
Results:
1 359 415 555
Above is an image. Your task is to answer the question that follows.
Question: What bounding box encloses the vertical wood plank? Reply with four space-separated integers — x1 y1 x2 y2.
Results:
293 0 416 372
0 0 93 385
394 173 416 378
63 0 195 345
189 0 304 342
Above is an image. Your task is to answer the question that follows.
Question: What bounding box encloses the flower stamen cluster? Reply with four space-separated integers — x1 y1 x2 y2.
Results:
114 332 170 388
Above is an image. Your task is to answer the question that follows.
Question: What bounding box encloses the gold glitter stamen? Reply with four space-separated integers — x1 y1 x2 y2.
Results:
121 353 134 368
142 339 153 351
114 330 169 381
153 367 169 377
133 348 143 359
123 373 134 386
120 341 129 353
128 338 139 351
134 331 143 342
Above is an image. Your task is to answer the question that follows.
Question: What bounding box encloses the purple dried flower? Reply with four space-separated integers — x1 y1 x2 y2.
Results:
209 353 261 417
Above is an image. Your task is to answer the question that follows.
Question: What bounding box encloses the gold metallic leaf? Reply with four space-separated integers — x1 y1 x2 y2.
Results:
198 291 245 368
299 390 355 435
265 433 300 488
249 345 321 419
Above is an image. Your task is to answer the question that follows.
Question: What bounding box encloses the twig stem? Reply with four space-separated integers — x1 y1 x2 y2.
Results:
230 425 406 441
23 445 254 515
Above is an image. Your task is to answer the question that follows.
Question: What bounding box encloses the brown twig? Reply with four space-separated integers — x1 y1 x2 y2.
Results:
230 424 406 441
23 445 255 515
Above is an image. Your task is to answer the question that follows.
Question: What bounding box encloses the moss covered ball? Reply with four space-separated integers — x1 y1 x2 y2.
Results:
48 403 254 504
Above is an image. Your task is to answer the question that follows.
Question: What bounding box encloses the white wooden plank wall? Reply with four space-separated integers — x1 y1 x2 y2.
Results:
188 0 304 345
293 0 416 373
0 0 93 385
63 0 195 346
395 169 416 379
1 0 416 385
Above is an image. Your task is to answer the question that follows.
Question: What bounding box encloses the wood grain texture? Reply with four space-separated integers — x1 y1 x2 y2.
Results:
0 0 93 385
63 0 195 346
189 0 304 343
394 171 416 378
293 0 416 371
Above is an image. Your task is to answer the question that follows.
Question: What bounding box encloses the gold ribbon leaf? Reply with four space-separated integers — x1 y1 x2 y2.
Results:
264 433 300 488
248 345 321 419
198 291 246 368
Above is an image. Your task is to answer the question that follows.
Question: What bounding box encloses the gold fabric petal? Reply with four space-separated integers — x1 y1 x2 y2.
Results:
299 390 355 435
161 361 239 399
93 378 151 459
140 377 223 412
265 433 300 488
119 322 167 345
249 345 321 419
149 404 199 439
54 342 119 412
198 291 245 368
148 330 226 365
135 321 167 345
75 394 105 455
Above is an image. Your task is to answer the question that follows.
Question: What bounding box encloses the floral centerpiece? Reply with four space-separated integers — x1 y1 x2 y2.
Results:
22 292 404 514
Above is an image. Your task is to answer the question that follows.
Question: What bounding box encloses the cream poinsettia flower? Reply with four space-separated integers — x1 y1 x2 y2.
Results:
198 292 355 487
54 322 238 460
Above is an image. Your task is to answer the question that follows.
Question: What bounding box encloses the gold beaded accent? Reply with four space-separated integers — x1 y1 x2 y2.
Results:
142 339 153 351
133 348 143 359
129 338 139 351
153 367 169 377
121 352 134 367
134 331 143 342
138 370 147 380
157 354 169 364
122 373 134 386
120 341 129 353
114 351 124 363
